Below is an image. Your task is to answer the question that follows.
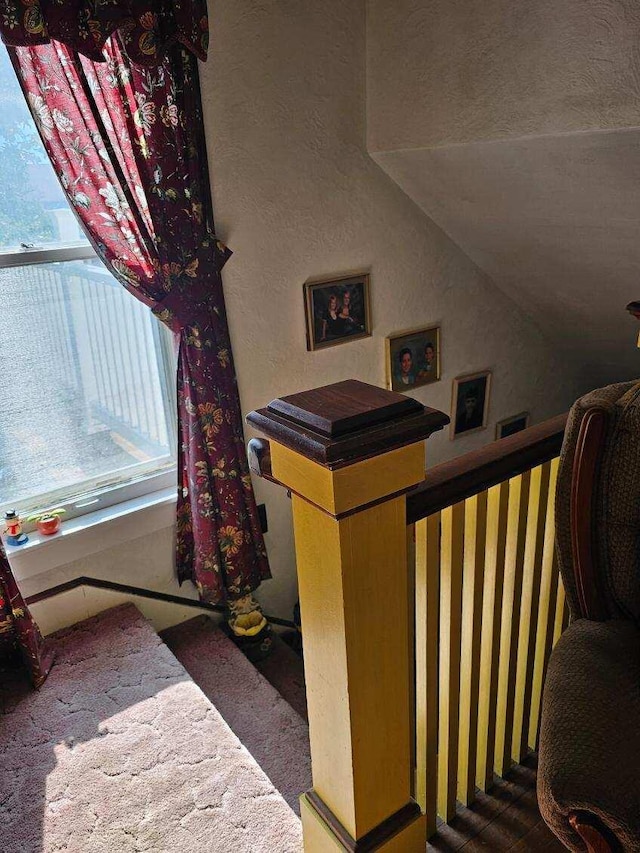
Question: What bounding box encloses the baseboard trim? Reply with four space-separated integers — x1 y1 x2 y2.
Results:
303 789 422 852
25 577 296 628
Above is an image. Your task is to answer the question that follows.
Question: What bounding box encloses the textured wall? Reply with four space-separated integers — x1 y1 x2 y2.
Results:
196 0 587 619
373 130 640 381
20 528 207 636
367 0 640 386
368 0 640 152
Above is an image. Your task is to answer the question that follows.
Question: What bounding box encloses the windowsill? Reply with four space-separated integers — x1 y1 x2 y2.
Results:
6 488 176 582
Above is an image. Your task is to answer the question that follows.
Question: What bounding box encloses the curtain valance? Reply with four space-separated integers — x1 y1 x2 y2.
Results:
0 1 209 65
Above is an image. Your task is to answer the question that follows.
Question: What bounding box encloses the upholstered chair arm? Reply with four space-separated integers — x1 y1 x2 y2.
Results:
537 620 640 852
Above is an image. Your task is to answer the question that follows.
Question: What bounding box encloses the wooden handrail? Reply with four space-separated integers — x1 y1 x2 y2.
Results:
406 413 568 525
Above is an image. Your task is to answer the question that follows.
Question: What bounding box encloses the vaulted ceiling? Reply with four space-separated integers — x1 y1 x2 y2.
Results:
367 0 640 385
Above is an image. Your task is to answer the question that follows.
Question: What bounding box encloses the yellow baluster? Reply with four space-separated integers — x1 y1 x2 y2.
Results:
415 513 441 837
528 458 560 748
511 462 551 763
437 502 465 822
553 578 567 647
457 491 487 806
476 481 509 791
494 472 531 777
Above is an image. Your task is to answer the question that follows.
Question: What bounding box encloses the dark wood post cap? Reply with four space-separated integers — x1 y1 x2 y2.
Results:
246 379 449 468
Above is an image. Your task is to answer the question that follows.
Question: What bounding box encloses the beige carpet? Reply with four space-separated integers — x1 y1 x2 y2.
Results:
0 604 303 853
162 616 311 814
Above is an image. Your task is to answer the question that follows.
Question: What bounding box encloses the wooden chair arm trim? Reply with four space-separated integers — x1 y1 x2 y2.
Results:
570 407 608 621
569 810 620 853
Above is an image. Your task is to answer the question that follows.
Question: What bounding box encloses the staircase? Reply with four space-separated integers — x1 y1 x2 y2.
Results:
161 616 311 814
164 619 564 852
0 601 567 851
0 604 305 853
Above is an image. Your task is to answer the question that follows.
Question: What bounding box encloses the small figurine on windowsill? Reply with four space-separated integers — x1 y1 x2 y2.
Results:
4 510 28 546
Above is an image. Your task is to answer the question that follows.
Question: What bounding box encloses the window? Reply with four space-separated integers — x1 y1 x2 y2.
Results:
0 45 176 522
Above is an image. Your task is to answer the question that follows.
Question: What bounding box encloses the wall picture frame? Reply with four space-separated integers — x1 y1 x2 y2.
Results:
303 273 371 351
385 325 441 393
451 370 492 439
496 411 530 440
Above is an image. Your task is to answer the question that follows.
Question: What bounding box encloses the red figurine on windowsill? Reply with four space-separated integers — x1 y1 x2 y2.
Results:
4 510 28 546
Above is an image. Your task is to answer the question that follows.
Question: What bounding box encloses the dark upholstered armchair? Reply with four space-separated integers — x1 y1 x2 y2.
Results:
538 381 640 852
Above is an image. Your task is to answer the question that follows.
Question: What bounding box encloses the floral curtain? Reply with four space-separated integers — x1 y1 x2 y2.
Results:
0 0 208 66
6 34 271 603
0 543 54 686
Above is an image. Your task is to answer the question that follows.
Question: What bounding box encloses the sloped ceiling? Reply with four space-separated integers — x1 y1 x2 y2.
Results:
367 0 640 385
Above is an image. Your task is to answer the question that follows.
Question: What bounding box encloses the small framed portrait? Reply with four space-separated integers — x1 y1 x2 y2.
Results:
451 370 492 439
385 326 441 393
303 273 371 351
496 412 530 440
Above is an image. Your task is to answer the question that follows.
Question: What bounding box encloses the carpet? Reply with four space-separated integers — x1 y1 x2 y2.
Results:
253 632 308 723
0 604 303 853
161 617 312 814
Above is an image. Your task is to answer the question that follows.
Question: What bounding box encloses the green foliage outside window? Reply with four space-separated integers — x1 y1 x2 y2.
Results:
0 47 56 249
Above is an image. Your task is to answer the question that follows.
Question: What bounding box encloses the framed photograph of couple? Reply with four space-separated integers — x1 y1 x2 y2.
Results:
385 326 441 393
304 273 372 351
451 370 492 439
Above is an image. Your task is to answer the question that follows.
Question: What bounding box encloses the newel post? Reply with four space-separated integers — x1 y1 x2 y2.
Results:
247 380 448 852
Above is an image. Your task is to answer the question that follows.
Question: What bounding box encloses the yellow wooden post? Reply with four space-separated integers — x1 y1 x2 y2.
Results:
247 380 448 852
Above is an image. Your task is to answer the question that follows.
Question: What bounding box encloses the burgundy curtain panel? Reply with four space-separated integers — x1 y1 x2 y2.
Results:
2 4 271 603
0 543 54 687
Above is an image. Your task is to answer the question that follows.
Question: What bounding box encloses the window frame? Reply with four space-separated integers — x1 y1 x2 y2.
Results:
0 243 178 525
0 244 97 268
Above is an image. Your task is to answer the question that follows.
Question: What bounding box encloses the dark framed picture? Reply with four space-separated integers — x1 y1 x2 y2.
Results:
496 412 530 439
451 370 491 439
385 326 441 393
303 273 371 351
